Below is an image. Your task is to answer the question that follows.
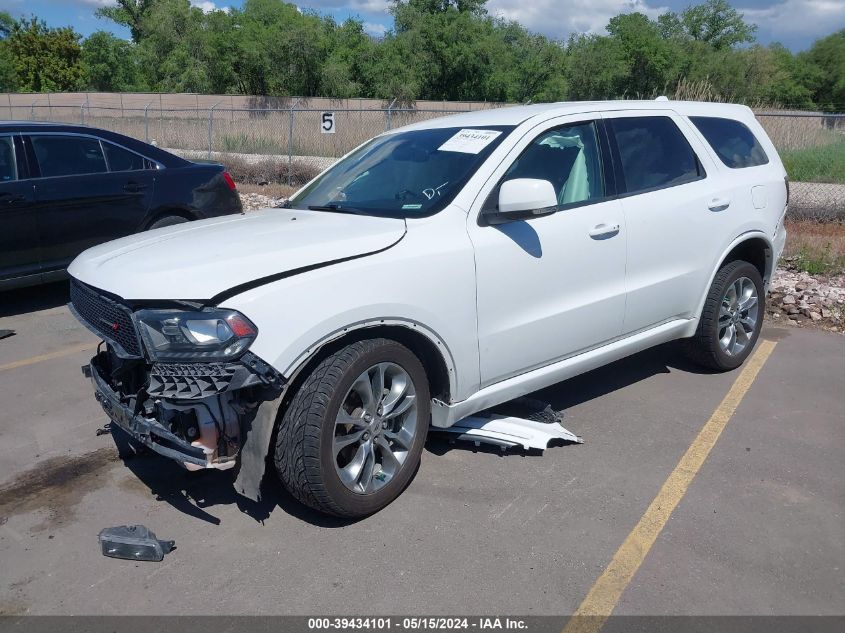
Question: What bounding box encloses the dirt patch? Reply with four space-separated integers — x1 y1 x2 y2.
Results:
0 447 118 532
117 473 151 497
0 596 29 616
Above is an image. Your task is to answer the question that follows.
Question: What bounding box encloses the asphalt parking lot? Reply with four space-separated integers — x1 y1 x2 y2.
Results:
0 281 843 618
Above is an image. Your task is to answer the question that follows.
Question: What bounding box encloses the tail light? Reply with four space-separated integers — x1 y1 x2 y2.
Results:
222 171 236 191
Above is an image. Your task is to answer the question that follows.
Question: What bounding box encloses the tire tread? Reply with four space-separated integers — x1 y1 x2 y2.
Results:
274 338 411 517
684 259 762 371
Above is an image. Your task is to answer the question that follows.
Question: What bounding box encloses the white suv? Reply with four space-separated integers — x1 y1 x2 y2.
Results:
69 100 787 517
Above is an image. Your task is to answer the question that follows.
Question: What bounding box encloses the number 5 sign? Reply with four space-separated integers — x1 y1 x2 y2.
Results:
321 112 335 134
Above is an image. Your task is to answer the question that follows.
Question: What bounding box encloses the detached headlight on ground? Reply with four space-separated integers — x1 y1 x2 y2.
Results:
135 308 258 362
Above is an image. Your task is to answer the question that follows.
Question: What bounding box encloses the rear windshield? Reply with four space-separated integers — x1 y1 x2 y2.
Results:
288 126 513 218
689 116 769 169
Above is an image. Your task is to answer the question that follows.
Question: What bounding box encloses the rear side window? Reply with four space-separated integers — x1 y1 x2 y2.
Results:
0 137 16 181
103 142 148 172
608 116 705 195
31 135 107 178
690 116 768 168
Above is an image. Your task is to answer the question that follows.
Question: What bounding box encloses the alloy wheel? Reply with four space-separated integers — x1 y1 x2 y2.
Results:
718 276 759 357
333 362 418 495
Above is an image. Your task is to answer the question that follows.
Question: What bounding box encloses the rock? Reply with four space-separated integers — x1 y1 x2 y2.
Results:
810 311 822 321
821 308 832 318
782 294 796 305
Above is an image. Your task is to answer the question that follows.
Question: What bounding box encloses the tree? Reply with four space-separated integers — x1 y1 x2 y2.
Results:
679 0 756 50
0 11 17 90
565 33 629 100
81 31 139 91
7 17 83 91
96 0 157 43
799 29 845 112
606 12 679 97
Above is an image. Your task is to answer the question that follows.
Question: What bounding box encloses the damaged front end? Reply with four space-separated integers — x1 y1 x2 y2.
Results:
70 279 284 479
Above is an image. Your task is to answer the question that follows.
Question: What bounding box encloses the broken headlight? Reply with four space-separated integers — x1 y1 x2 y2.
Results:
135 308 258 362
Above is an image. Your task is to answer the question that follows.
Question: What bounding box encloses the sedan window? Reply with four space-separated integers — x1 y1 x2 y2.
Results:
31 135 108 178
103 142 148 172
0 137 16 181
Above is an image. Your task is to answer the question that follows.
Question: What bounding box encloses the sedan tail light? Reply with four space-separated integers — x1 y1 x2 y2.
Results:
222 171 237 191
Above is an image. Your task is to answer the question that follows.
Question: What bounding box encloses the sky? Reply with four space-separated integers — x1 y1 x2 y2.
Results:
0 0 843 52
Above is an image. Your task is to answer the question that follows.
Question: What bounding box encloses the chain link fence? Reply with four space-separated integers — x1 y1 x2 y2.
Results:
7 102 844 219
757 112 845 223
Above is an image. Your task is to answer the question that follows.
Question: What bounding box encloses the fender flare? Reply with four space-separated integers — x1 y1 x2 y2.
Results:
281 317 459 399
692 230 774 321
233 318 459 502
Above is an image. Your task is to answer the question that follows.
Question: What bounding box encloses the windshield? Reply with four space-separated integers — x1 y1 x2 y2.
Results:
288 126 514 218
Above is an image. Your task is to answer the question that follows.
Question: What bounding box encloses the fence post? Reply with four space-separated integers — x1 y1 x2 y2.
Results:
208 102 220 159
144 100 154 143
386 98 397 131
287 97 301 187
30 100 36 120
7 94 12 119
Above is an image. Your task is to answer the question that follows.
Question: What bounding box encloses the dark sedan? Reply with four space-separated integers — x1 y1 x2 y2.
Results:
0 122 242 290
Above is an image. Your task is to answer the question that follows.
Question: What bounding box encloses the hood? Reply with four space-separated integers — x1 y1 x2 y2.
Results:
68 209 406 301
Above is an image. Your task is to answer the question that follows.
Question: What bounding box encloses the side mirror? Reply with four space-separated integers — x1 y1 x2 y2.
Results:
486 179 558 224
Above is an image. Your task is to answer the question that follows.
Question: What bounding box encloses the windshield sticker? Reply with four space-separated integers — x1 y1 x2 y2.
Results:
438 129 502 154
402 203 423 210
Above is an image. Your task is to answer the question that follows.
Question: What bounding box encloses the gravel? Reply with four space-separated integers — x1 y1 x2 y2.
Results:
240 192 288 211
768 266 845 332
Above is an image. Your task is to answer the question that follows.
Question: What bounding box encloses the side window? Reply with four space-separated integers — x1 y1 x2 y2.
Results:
31 135 107 178
103 142 148 172
690 116 769 168
486 121 605 211
609 116 704 194
0 137 17 182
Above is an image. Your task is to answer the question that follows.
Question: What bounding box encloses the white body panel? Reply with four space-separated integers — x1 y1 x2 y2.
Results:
68 208 406 300
69 99 788 427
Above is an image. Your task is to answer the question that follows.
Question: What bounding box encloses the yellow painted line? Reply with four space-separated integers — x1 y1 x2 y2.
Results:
0 342 97 373
562 340 777 633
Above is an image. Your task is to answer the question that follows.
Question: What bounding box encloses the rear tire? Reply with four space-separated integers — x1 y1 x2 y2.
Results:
274 338 430 517
684 260 764 371
148 215 189 230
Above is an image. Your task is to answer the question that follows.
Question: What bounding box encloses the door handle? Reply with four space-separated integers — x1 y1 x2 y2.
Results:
589 223 620 240
708 197 731 212
123 182 148 193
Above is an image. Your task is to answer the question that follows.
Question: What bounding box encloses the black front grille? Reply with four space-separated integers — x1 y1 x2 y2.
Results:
70 279 142 357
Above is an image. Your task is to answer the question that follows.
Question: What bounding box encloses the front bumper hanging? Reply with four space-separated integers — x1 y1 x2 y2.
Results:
86 356 215 468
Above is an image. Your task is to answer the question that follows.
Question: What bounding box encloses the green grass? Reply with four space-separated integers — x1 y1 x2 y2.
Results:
782 221 845 276
781 141 845 184
220 134 287 154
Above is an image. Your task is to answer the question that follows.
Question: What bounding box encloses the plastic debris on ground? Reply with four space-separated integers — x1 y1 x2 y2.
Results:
433 397 583 452
98 525 175 562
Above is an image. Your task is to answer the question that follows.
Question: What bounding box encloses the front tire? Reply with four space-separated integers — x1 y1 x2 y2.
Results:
274 338 430 517
684 260 764 371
